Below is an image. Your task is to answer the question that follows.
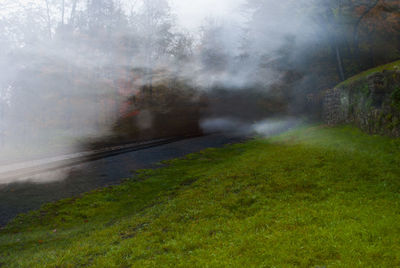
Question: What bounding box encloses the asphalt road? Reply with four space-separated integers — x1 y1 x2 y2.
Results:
0 134 244 226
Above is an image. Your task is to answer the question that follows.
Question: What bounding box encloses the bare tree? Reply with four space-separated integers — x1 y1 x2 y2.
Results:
353 0 380 52
61 0 65 25
44 0 52 39
69 0 79 25
135 0 174 95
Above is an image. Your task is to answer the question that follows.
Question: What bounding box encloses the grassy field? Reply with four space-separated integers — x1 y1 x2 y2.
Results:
1 126 400 267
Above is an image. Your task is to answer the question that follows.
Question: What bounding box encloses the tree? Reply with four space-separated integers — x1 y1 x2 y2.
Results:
44 0 53 39
352 0 380 56
134 0 175 95
169 32 194 71
324 0 347 81
352 0 400 66
199 20 230 74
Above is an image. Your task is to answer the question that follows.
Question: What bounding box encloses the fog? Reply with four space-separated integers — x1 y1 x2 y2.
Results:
201 117 301 137
172 0 245 30
0 0 397 172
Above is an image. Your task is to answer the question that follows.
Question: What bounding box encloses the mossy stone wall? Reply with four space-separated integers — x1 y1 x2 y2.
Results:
324 70 400 137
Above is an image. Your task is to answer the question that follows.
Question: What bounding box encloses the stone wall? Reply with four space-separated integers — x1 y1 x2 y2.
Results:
323 70 400 137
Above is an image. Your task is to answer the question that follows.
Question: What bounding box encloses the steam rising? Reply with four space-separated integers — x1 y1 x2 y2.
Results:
201 117 301 137
1 0 396 182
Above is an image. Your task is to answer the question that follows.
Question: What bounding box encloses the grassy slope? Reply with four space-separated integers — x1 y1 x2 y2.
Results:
338 59 400 87
1 126 400 267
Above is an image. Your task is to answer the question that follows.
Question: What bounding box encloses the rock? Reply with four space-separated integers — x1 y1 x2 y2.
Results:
323 70 400 137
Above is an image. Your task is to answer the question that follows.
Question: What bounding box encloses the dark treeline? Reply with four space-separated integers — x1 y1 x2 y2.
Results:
0 0 399 161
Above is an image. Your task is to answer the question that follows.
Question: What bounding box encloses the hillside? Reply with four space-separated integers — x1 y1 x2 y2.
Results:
324 60 400 137
337 60 400 87
1 126 400 267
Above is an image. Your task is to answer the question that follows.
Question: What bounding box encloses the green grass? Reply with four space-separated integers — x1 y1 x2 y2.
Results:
1 126 400 267
337 60 400 87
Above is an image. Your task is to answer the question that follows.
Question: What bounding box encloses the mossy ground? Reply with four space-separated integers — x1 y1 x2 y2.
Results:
338 60 400 87
1 126 400 267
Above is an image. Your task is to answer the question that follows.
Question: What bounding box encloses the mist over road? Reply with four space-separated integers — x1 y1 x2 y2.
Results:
0 134 244 226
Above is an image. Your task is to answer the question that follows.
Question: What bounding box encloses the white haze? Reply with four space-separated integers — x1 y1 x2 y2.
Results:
0 0 326 183
171 0 246 31
201 117 301 137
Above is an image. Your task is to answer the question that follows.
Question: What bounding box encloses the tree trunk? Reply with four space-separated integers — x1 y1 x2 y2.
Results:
0 102 5 148
332 41 345 82
326 1 346 81
69 0 78 25
61 0 65 25
336 46 345 81
353 0 380 54
44 0 52 39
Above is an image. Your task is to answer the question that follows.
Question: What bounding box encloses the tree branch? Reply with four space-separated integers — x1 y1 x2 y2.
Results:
353 0 380 46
